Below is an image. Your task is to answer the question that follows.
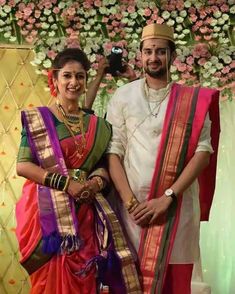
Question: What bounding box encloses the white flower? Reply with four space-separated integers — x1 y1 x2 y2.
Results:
48 16 54 23
175 40 187 45
213 26 221 33
117 80 125 87
183 29 190 35
130 12 137 19
211 56 219 64
229 5 235 13
178 33 185 39
33 58 42 65
202 72 211 79
122 18 129 24
84 46 92 54
3 32 11 38
110 7 117 14
222 14 229 21
223 56 232 64
223 24 229 30
167 19 175 26
43 59 52 68
58 2 66 9
202 81 211 87
90 54 96 62
170 11 178 18
99 7 107 14
162 11 171 20
48 31 55 37
84 24 91 31
210 19 218 26
216 63 223 70
171 74 179 81
44 9 51 16
170 65 177 72
89 69 97 77
37 51 47 60
218 18 225 25
88 32 96 37
3 5 11 13
184 1 191 8
41 22 50 29
175 24 183 32
213 11 222 19
0 20 5 26
204 61 212 69
176 16 184 24
179 10 187 18
9 36 17 42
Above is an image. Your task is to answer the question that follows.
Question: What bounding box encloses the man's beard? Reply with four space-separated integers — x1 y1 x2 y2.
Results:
144 64 167 78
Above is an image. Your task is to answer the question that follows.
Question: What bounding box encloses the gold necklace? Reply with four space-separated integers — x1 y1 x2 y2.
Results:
56 102 86 158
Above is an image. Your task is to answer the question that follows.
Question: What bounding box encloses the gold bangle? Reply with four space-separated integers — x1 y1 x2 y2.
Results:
42 171 49 186
63 176 70 192
94 176 104 191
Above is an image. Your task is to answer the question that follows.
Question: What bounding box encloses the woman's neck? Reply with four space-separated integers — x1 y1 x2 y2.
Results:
57 99 79 115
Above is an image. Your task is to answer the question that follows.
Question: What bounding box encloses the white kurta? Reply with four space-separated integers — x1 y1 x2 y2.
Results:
106 79 213 264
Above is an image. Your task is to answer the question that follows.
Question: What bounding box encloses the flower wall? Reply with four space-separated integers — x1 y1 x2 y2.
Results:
0 0 234 100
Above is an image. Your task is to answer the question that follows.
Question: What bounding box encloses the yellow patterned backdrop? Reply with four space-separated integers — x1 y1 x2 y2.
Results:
0 47 52 294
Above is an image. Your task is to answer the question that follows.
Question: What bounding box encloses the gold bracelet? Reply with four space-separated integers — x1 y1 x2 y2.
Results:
124 195 139 212
95 176 104 191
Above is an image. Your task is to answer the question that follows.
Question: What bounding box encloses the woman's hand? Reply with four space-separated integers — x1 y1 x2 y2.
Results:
67 177 102 203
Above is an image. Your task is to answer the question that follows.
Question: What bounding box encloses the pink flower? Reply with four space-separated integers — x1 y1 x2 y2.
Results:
25 35 35 44
34 10 41 18
199 27 208 34
17 20 25 27
127 5 135 14
198 58 207 66
220 4 229 12
190 14 198 22
94 0 102 7
177 63 187 72
24 7 33 18
186 56 194 65
0 0 6 5
28 17 36 24
53 7 60 14
144 8 152 17
204 35 212 41
47 50 57 59
222 66 230 74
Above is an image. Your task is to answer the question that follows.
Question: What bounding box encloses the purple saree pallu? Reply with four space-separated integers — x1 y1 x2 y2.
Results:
21 106 141 293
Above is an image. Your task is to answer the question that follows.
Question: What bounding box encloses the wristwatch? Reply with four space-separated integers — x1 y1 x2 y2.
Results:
164 188 177 201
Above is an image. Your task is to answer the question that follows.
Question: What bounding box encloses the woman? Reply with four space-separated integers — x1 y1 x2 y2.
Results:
15 48 141 294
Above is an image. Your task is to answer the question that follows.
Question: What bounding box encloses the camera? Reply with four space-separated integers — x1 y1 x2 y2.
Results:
106 46 126 76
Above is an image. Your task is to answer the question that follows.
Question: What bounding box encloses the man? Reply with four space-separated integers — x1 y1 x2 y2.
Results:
106 23 220 294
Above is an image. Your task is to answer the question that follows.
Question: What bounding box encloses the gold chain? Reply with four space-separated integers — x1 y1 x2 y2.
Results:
56 102 86 158
144 79 169 118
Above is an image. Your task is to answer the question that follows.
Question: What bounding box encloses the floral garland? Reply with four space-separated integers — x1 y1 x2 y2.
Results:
0 0 234 100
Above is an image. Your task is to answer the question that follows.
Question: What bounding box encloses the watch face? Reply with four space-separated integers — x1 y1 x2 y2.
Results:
165 188 174 196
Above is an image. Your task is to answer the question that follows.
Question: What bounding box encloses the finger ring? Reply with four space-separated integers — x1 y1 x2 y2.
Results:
80 190 90 200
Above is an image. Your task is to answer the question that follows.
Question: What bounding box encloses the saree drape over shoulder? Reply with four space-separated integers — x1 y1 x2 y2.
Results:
106 80 220 293
16 107 141 294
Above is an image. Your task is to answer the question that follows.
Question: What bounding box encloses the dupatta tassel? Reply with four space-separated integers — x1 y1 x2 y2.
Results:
42 232 82 254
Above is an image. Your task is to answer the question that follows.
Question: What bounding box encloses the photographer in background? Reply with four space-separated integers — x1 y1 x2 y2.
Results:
86 47 137 110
